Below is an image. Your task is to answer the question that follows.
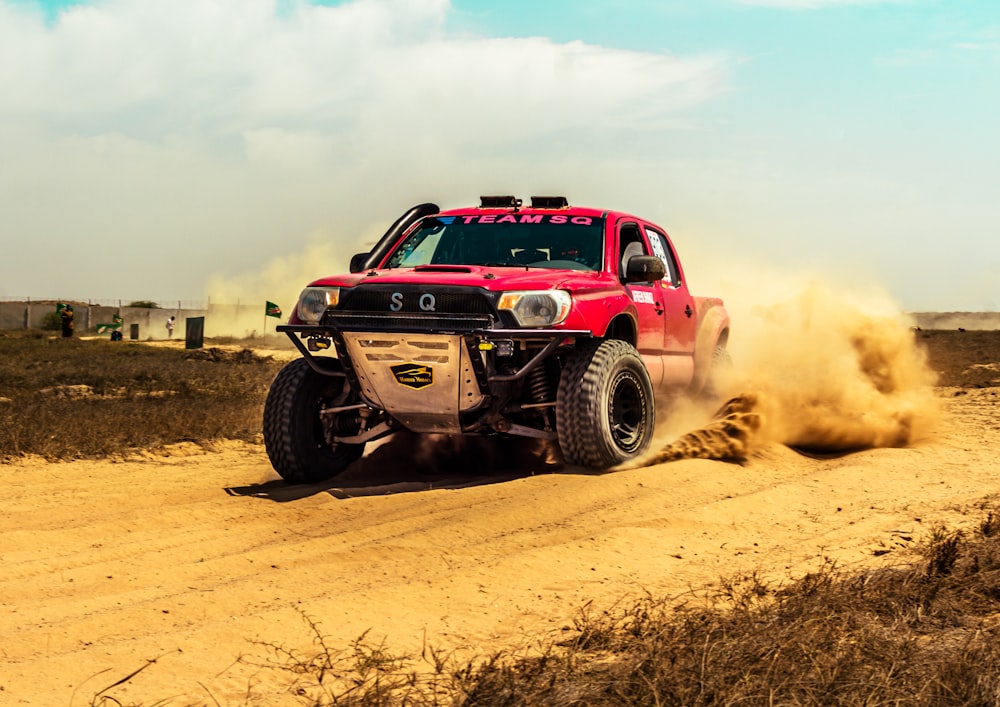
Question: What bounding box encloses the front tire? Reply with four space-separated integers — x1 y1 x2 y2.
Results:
556 339 655 469
263 358 365 483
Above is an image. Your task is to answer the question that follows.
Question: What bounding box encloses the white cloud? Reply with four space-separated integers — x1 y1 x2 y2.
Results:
0 0 728 301
0 0 725 147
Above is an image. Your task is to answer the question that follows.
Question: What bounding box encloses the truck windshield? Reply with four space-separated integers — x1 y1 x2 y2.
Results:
384 213 605 272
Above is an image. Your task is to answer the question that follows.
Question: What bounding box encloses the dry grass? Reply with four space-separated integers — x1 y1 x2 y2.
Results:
0 331 284 460
185 509 999 707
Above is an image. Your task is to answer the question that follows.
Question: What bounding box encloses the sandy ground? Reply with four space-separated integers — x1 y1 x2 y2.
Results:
2 329 999 705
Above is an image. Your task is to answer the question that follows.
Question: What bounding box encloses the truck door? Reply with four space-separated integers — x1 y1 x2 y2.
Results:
617 222 663 356
644 226 696 356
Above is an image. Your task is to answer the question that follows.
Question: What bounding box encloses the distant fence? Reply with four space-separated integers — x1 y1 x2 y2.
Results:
909 312 1000 331
0 299 285 339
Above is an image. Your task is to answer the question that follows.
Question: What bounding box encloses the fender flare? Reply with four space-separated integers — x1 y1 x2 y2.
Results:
690 303 730 394
599 301 639 347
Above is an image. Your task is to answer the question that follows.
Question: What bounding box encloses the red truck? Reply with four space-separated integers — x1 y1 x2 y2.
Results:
265 196 729 481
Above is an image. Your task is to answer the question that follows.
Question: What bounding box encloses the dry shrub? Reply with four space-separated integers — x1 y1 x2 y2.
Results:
453 517 1000 707
240 609 455 707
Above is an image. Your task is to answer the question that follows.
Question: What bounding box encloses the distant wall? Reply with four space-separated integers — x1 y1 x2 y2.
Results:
910 312 1000 331
0 301 282 339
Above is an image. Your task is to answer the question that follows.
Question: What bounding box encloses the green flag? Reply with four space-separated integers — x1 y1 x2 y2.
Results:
265 301 282 318
97 314 124 335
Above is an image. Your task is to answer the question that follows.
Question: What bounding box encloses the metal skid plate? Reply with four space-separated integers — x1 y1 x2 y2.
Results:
340 333 483 433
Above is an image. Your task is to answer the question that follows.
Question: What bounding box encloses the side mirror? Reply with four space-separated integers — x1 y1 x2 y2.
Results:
625 255 666 283
349 252 370 273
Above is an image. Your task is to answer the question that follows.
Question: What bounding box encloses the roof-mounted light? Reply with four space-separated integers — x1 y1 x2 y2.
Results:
530 196 569 209
480 195 522 209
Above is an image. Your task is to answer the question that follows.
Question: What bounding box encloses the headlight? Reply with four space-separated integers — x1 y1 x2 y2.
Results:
296 287 340 323
497 290 571 327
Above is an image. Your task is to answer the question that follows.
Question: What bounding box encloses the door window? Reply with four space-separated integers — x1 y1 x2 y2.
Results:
619 223 648 281
645 228 680 286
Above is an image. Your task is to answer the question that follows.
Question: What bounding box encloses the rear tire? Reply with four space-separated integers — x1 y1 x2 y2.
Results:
556 339 655 469
263 358 365 483
704 343 732 398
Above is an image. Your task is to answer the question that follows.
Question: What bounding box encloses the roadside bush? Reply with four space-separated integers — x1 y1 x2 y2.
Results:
39 310 62 331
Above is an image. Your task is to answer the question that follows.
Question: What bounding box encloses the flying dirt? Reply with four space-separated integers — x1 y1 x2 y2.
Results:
637 282 939 465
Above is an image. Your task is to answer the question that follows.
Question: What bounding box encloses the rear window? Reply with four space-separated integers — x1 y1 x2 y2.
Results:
384 213 605 272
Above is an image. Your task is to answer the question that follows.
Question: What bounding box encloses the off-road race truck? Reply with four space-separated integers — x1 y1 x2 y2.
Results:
264 196 730 481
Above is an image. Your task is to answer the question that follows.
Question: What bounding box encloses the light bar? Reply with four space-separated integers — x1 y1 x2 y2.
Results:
480 195 522 208
529 196 569 209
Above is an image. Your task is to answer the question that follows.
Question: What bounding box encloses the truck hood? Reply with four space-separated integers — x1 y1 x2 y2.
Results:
309 265 607 292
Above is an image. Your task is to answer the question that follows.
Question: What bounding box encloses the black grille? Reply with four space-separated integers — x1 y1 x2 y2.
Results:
323 312 493 333
338 288 495 315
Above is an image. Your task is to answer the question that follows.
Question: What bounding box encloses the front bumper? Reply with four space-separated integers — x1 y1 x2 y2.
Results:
278 319 591 434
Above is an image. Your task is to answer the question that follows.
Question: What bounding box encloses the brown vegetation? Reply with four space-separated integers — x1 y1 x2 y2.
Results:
0 332 284 459
452 516 1000 707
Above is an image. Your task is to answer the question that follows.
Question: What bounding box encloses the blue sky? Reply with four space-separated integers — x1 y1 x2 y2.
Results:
1 0 997 312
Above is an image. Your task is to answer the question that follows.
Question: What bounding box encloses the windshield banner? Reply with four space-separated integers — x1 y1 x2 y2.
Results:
438 214 597 226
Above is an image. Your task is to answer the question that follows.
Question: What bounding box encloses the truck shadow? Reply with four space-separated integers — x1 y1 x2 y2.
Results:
225 432 595 502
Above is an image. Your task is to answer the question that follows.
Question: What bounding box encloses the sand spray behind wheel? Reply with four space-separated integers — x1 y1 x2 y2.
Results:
637 272 941 465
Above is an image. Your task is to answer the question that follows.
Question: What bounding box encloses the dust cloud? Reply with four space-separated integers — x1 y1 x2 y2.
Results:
202 237 358 337
638 275 940 465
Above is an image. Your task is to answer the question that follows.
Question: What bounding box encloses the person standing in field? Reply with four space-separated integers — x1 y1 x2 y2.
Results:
60 305 74 338
166 316 175 339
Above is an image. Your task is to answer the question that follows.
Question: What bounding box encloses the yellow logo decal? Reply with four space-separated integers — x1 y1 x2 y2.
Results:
391 363 433 389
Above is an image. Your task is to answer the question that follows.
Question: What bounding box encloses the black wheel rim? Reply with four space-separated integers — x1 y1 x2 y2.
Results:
608 371 646 452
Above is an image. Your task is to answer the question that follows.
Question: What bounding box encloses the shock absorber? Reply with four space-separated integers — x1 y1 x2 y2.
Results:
527 363 554 404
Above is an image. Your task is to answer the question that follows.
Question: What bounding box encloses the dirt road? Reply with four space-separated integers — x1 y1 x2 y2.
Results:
2 330 999 705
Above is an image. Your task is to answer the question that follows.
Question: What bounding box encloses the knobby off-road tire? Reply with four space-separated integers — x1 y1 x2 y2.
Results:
556 339 655 469
263 358 365 483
